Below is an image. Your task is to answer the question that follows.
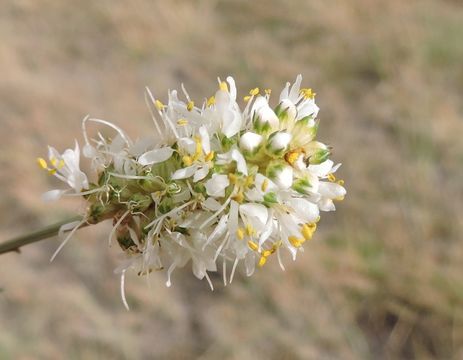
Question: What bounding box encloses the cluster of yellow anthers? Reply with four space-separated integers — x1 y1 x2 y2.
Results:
39 74 345 308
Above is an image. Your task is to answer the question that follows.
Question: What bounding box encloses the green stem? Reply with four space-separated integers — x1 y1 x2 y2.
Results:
0 216 85 255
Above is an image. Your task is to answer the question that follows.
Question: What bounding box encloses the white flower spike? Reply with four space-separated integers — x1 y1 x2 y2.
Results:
38 74 346 307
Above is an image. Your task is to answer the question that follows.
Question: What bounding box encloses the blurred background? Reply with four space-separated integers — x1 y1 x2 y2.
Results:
1 0 462 358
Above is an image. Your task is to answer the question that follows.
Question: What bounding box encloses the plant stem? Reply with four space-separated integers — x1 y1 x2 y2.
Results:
0 216 85 255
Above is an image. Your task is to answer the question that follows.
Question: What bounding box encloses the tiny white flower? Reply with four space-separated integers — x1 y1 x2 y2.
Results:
205 174 230 198
239 132 263 153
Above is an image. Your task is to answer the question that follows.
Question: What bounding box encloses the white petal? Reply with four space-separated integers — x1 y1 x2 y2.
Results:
199 126 211 155
138 147 174 165
42 189 67 202
171 165 198 180
231 149 248 175
318 182 346 199
203 197 222 211
239 203 268 227
193 165 210 182
205 174 230 198
308 160 334 177
177 138 196 155
287 198 319 224
239 132 263 152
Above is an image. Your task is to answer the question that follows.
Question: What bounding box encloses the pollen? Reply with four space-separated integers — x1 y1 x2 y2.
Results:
261 179 269 192
236 228 245 240
177 118 188 126
207 96 215 107
327 173 336 182
249 87 259 96
248 240 259 251
154 100 165 111
258 256 267 267
219 81 228 92
337 179 345 186
37 157 48 169
243 95 251 102
48 169 57 175
205 151 215 162
262 249 274 257
187 101 194 111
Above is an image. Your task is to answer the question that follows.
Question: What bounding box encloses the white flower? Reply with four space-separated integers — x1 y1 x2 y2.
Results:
205 174 230 198
239 132 263 154
266 131 292 156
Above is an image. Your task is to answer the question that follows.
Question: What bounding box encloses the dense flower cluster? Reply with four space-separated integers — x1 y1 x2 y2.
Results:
38 75 346 308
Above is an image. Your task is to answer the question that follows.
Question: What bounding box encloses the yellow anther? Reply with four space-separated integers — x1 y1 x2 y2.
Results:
285 150 300 166
248 240 259 251
182 156 193 166
262 249 273 257
300 88 316 99
233 191 244 203
219 81 228 92
264 88 272 95
37 157 48 169
154 100 165 111
301 223 316 241
258 256 267 267
207 96 216 107
337 179 345 186
187 101 194 111
243 95 252 102
177 118 189 126
228 173 238 184
261 179 269 192
244 175 254 188
48 169 57 175
205 151 215 162
193 136 202 160
249 87 259 96
236 228 245 240
50 157 57 167
327 173 336 182
288 236 304 248
57 159 65 169
245 223 254 236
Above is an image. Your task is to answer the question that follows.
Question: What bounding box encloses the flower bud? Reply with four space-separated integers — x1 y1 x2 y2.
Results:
266 131 292 157
239 131 263 155
252 96 279 133
266 161 294 189
275 99 297 122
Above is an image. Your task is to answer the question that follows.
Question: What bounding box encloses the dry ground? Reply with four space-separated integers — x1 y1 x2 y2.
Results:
1 0 463 359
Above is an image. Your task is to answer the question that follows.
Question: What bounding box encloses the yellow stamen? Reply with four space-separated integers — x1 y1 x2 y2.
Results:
264 88 272 95
205 151 215 162
219 81 228 92
261 179 269 192
233 191 244 203
187 101 194 111
337 179 345 186
285 150 300 166
182 156 193 166
262 249 273 257
244 175 254 188
57 159 65 169
245 223 254 236
177 118 188 126
288 236 304 248
301 223 316 241
207 96 215 107
154 100 165 111
236 228 245 240
48 169 57 175
193 136 202 160
37 157 48 169
248 240 258 251
50 157 57 167
243 95 251 102
228 173 238 184
258 256 267 267
327 173 336 182
300 88 316 99
249 87 259 96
